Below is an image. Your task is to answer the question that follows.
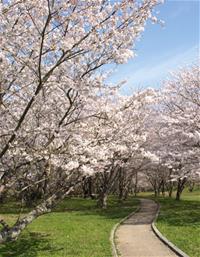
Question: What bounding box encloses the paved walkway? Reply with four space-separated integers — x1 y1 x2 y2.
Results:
115 198 178 257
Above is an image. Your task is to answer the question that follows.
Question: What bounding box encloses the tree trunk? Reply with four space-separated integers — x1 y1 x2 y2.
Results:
0 185 6 203
118 191 123 202
118 181 124 202
123 189 129 201
87 177 94 199
118 167 124 202
82 176 94 199
134 171 138 197
154 182 158 197
176 190 181 200
169 187 173 198
0 184 76 244
97 192 108 209
82 177 89 198
168 182 173 198
161 181 165 197
189 182 195 192
175 178 187 201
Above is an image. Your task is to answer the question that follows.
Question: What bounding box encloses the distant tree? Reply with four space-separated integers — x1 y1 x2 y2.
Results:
143 65 200 200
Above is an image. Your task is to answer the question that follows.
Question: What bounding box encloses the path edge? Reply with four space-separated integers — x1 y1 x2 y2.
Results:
110 199 141 257
151 200 190 257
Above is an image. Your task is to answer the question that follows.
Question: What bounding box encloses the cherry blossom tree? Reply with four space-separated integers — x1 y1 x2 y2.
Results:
161 64 200 200
93 88 157 207
143 64 200 200
0 0 162 243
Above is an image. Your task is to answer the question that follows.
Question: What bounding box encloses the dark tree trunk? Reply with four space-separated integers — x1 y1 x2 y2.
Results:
168 181 173 198
169 187 173 198
82 176 94 199
118 191 123 202
82 177 89 198
123 189 129 201
161 180 165 197
134 171 138 197
153 181 158 197
176 189 181 201
87 177 93 199
189 182 195 192
0 185 6 203
175 178 187 201
118 167 124 201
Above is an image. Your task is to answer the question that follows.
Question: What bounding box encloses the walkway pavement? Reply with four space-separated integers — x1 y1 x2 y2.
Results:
115 198 178 257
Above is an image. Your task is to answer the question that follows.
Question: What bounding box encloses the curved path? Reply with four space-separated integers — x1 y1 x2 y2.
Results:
115 198 178 257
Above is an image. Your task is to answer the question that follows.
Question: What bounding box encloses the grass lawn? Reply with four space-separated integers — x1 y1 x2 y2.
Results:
0 196 138 257
139 188 200 257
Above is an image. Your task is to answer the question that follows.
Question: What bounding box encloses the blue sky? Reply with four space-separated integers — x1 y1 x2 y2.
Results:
108 0 199 95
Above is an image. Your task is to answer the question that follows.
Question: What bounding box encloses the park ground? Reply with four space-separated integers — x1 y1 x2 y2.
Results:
0 188 199 257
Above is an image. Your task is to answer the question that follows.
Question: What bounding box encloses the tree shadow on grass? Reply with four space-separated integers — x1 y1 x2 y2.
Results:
0 232 63 257
0 196 139 221
70 197 139 220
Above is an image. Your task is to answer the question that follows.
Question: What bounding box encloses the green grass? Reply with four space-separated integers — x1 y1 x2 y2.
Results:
139 188 200 257
0 196 138 257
